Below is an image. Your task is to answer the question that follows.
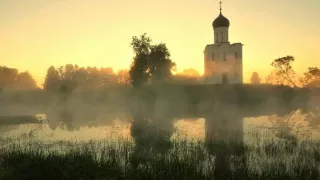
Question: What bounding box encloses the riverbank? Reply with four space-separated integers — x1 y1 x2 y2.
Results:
1 136 319 180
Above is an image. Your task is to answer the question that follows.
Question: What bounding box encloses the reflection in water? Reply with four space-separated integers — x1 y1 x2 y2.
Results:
1 90 320 179
129 102 175 168
1 93 319 146
1 100 320 179
1 109 319 143
205 103 244 179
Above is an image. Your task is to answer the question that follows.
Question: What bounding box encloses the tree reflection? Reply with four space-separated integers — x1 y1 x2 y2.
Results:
46 105 131 131
129 108 174 169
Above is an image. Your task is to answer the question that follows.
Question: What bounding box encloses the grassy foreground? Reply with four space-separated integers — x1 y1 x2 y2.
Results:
0 137 320 180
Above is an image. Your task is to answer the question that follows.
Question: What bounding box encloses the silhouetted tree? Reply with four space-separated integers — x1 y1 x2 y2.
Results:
0 66 18 88
129 34 152 87
44 64 120 91
266 56 298 87
73 67 88 89
0 66 38 90
129 33 176 87
149 43 176 83
250 72 260 84
44 66 61 91
300 67 320 87
58 64 79 92
15 71 38 90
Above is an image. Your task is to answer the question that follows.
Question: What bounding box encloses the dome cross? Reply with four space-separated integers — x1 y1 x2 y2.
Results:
219 1 222 13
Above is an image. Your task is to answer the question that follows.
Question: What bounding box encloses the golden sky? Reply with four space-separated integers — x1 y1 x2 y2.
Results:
0 0 319 85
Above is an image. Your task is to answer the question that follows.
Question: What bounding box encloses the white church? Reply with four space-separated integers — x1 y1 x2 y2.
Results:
203 2 243 84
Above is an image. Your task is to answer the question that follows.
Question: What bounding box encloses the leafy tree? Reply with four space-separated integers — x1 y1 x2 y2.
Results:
129 33 152 87
129 33 176 87
73 67 89 89
266 56 298 87
58 64 78 92
300 67 320 87
44 66 61 91
0 66 18 88
149 43 176 83
0 66 37 90
16 71 38 89
250 72 260 84
44 64 121 91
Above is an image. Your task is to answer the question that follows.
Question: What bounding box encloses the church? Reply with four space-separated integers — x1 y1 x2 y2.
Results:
203 2 243 84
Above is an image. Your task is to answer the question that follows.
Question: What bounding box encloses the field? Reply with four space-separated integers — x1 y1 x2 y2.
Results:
1 133 320 180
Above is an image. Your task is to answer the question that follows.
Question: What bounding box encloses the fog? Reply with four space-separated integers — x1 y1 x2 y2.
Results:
1 84 319 142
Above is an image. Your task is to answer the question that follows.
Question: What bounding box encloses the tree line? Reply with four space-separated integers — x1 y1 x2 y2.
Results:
43 65 130 91
0 34 319 91
0 66 38 90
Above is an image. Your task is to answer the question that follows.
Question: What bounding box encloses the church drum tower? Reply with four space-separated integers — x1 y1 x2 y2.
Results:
203 1 243 84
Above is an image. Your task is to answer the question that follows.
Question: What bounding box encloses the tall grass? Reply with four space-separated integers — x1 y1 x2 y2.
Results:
1 134 320 180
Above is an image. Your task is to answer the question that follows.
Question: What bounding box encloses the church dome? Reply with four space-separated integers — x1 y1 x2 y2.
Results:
212 13 230 28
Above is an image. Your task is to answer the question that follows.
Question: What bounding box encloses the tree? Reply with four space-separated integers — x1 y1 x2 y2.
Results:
266 56 298 87
300 67 320 87
73 67 89 89
117 69 130 84
16 71 38 90
129 33 176 87
0 66 18 88
129 33 152 87
250 72 260 84
99 67 117 88
0 66 38 90
148 43 176 83
43 66 61 91
58 64 79 92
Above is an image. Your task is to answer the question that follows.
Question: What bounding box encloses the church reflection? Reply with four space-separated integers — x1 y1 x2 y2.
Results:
205 104 243 143
204 103 245 179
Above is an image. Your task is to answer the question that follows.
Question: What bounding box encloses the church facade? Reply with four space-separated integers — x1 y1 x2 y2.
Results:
203 5 243 84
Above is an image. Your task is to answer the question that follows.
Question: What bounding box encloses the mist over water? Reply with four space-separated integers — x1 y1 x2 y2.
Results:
1 85 320 179
1 85 319 144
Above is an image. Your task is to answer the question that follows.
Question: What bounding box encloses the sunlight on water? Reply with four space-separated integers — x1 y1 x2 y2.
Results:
1 109 319 144
1 120 131 142
172 118 205 141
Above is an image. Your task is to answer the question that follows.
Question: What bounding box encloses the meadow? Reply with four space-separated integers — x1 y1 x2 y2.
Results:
1 131 320 180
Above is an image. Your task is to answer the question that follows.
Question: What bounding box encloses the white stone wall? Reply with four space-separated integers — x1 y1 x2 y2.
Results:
203 43 243 84
214 27 229 43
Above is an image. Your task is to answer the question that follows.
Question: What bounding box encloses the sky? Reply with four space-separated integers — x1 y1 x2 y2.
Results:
0 0 319 85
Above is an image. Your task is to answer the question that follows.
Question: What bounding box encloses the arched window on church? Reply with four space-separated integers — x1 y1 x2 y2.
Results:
221 32 223 42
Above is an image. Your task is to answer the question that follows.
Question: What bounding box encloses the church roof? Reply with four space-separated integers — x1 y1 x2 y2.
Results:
212 12 230 28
